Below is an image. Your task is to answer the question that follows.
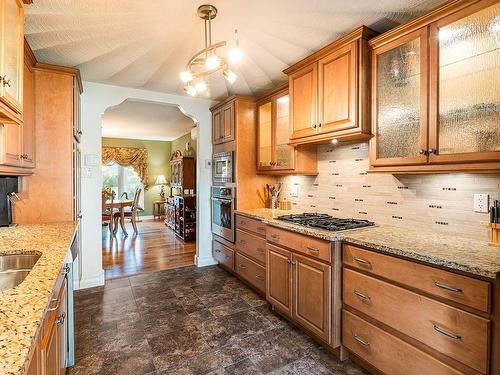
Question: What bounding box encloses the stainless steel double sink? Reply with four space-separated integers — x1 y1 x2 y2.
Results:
0 254 40 292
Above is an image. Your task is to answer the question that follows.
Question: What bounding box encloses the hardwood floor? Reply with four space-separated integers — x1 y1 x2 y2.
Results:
102 219 196 279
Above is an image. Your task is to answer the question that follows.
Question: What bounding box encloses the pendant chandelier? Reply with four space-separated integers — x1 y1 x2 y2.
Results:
180 4 242 97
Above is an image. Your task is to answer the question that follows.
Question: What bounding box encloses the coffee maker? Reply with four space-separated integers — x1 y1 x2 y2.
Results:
0 177 19 227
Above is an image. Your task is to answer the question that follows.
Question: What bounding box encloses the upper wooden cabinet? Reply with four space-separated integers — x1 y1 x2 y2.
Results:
370 0 500 172
212 101 235 145
0 0 24 115
22 47 35 168
256 85 318 175
284 26 378 145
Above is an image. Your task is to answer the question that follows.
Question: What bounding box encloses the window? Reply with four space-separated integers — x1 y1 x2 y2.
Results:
102 163 144 209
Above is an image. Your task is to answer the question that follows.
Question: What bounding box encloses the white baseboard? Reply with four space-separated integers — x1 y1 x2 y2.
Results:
76 270 105 290
195 255 217 267
138 215 154 220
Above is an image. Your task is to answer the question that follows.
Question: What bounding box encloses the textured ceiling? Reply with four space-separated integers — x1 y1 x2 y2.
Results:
25 0 446 99
102 99 196 141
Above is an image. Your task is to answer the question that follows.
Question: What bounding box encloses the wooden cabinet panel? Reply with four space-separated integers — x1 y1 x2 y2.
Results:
42 321 58 375
343 310 464 375
343 268 489 374
2 122 21 166
318 42 357 134
212 109 221 144
266 226 331 262
236 214 266 237
267 244 292 318
235 253 266 294
22 59 35 168
213 240 234 271
24 341 40 375
289 63 318 140
343 244 491 313
57 278 67 374
236 229 266 265
212 103 235 145
0 0 24 114
293 253 331 343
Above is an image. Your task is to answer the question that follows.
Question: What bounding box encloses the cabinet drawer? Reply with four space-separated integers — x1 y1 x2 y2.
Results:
213 240 234 271
343 310 464 375
343 244 491 313
236 214 266 237
236 229 266 265
267 226 331 262
343 269 489 374
235 253 266 294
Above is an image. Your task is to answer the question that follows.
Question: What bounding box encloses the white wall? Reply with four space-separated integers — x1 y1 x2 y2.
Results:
78 81 216 289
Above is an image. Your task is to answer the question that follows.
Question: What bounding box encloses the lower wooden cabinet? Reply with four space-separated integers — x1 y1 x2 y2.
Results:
267 244 293 318
212 240 235 271
24 343 40 375
235 253 266 294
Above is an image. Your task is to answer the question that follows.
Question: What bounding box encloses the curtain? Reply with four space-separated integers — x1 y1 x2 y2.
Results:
102 146 149 188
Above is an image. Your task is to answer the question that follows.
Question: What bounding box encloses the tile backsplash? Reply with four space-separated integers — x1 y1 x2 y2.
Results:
279 142 500 241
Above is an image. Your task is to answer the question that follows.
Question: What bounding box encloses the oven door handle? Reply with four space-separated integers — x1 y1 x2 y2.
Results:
211 197 234 203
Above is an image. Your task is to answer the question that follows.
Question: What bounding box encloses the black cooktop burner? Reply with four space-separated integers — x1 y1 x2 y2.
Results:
277 213 375 232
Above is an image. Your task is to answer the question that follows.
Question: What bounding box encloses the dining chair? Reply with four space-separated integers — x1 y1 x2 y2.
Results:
102 190 115 234
113 187 142 235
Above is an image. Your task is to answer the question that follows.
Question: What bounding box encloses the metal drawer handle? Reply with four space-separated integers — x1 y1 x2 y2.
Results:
257 226 265 232
353 333 370 347
271 234 280 240
434 281 462 293
354 290 371 302
238 264 247 269
287 259 296 265
56 312 66 325
240 220 246 225
239 240 247 246
215 249 221 253
305 245 319 252
433 325 461 340
47 298 60 312
256 248 265 253
63 266 71 275
353 256 371 267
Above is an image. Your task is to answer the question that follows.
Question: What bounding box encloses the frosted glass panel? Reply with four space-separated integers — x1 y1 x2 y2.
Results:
276 95 293 167
376 38 421 159
438 3 500 154
258 102 272 167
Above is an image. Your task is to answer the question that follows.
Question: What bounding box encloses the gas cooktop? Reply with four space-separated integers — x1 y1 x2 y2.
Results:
276 213 375 232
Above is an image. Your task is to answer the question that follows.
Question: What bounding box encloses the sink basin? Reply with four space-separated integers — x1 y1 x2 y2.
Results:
0 254 40 292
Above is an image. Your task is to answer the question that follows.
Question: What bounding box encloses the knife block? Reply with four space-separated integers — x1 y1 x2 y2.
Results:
481 222 500 247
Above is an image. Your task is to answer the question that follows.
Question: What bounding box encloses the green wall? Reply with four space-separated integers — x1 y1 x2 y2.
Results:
171 132 196 157
102 137 171 215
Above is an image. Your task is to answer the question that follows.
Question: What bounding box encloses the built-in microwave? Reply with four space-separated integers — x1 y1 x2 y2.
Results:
211 186 235 242
213 151 233 184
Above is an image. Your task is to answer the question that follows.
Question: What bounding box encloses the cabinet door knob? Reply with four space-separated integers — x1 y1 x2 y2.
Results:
317 123 322 128
311 123 317 129
428 148 437 155
0 75 11 87
57 312 66 325
419 149 429 155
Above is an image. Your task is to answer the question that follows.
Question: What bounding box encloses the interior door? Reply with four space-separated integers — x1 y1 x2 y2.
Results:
0 0 24 114
257 100 273 169
292 253 331 343
289 63 318 140
428 1 500 164
266 244 293 318
318 41 357 134
370 28 429 167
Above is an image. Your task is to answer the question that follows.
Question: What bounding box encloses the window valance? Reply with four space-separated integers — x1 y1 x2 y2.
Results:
102 146 149 188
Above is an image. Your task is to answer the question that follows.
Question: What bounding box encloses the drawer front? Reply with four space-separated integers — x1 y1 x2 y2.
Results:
213 240 234 271
236 229 266 265
235 253 266 294
236 214 266 237
344 244 491 313
343 269 489 374
266 226 331 262
343 310 464 375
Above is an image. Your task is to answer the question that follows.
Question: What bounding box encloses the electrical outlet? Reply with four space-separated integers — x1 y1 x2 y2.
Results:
474 193 489 213
290 185 299 198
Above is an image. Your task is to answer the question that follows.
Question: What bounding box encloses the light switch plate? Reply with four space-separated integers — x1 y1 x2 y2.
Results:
84 154 99 166
474 193 489 213
290 185 299 198
82 167 93 178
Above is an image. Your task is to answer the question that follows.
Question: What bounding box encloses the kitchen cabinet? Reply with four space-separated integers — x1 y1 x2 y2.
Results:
284 26 377 145
21 54 35 168
1 121 21 166
256 85 317 175
235 252 266 294
267 244 293 319
213 240 234 271
0 0 24 115
212 101 235 145
24 342 40 375
370 0 500 172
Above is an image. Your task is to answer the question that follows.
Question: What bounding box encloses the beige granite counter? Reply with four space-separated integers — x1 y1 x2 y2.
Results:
236 208 500 280
0 222 77 375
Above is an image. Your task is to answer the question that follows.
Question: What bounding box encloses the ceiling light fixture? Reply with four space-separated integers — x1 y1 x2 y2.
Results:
180 4 242 97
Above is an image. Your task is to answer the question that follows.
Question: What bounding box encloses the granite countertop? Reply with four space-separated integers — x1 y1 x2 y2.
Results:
236 208 500 280
0 222 77 375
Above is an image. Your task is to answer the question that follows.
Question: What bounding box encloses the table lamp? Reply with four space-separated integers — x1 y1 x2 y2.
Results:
155 174 167 200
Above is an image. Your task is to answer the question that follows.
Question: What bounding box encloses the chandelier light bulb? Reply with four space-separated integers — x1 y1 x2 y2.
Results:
184 84 197 97
180 70 194 83
228 48 243 64
205 54 221 70
223 69 238 84
195 81 207 92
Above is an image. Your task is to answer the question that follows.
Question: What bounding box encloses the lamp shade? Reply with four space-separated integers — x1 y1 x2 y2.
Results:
155 174 167 185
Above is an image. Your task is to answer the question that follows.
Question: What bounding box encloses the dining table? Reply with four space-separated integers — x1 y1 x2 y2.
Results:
106 199 133 235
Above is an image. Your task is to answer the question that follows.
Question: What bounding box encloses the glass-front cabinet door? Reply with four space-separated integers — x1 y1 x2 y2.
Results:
257 101 273 169
370 28 429 166
429 1 500 163
274 93 294 169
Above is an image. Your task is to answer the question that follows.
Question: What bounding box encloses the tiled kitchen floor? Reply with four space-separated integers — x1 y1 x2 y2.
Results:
70 265 368 375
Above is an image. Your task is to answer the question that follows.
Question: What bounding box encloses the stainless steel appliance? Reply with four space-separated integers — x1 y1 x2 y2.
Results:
213 151 234 184
277 213 375 232
211 186 235 242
